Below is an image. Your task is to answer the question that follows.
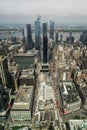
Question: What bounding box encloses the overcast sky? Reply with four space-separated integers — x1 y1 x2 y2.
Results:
0 0 87 24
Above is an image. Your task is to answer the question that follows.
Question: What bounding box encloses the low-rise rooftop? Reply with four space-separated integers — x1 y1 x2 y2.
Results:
11 85 33 110
69 120 87 130
60 82 80 104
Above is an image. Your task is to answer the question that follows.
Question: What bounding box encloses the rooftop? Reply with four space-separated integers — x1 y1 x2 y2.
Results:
14 50 39 57
76 70 87 99
20 69 34 78
60 82 80 104
69 120 87 130
37 73 55 110
11 85 33 110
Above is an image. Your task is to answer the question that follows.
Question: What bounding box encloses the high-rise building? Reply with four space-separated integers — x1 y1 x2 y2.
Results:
60 34 63 43
24 24 32 50
50 21 54 40
0 56 12 89
35 16 41 50
14 50 39 70
66 32 74 44
55 32 59 43
43 37 48 63
42 23 48 63
80 30 87 45
43 23 47 38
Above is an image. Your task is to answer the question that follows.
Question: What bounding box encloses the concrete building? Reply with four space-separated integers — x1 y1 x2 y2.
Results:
7 85 34 127
33 72 59 128
38 81 55 111
0 86 11 129
68 120 87 130
59 81 81 115
14 50 39 70
74 70 87 108
9 62 20 92
40 63 50 73
19 69 35 86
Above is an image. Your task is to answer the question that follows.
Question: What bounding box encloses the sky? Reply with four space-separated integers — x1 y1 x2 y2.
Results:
0 0 87 24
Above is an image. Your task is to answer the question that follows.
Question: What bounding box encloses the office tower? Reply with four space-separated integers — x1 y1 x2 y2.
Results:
60 34 63 42
22 28 25 43
66 32 74 44
43 23 47 38
11 37 17 44
43 37 48 63
14 50 39 70
24 24 32 50
35 16 41 50
50 21 54 40
55 32 59 43
80 30 87 45
0 56 12 88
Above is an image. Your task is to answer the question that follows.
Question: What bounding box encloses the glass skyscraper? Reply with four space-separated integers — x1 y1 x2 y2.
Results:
24 24 32 50
35 16 41 50
50 21 54 40
42 23 48 63
43 23 47 38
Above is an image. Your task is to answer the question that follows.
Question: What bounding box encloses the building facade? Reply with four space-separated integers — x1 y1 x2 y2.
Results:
50 21 54 40
24 24 32 50
43 23 47 38
43 37 48 63
35 16 41 50
7 85 34 127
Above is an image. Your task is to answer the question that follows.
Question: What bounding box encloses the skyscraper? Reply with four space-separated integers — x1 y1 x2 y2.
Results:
66 32 74 44
43 23 47 38
35 16 41 50
25 24 32 50
42 23 48 63
55 32 59 43
43 37 48 63
50 21 54 40
80 30 87 45
0 56 12 88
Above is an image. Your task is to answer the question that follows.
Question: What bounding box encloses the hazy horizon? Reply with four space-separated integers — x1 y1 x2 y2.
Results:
0 0 87 25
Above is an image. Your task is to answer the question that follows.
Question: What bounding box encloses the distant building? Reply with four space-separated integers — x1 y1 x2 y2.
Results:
43 23 47 38
24 24 32 50
80 30 87 45
35 16 41 49
50 21 54 40
55 32 59 43
60 34 63 43
43 37 48 63
66 32 74 44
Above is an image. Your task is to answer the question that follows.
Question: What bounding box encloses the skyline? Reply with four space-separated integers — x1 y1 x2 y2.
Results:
0 0 87 24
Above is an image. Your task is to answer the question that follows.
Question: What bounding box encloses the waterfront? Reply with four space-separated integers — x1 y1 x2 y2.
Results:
0 30 82 41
